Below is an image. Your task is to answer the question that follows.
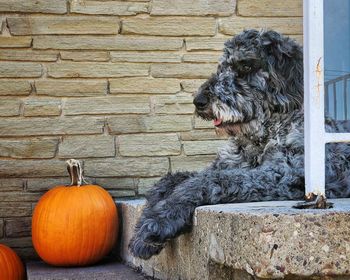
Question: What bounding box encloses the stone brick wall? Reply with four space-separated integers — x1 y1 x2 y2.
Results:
0 0 302 259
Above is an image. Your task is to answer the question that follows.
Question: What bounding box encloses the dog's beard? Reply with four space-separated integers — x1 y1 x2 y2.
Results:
211 99 247 136
194 94 264 137
212 100 244 124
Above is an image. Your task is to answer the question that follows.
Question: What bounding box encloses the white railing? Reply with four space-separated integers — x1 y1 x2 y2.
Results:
303 0 350 196
325 74 350 120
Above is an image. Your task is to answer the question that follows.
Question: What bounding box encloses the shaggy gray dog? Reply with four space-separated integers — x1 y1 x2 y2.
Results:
129 29 350 260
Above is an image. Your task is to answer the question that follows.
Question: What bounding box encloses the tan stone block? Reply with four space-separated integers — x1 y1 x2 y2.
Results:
24 99 61 116
219 17 303 35
153 94 195 115
181 130 227 141
0 192 42 202
0 36 32 48
0 99 21 116
155 103 194 115
171 155 215 172
27 178 71 192
237 0 302 17
109 77 180 94
33 35 183 51
151 0 235 16
5 217 32 238
7 16 119 35
0 117 104 136
0 160 67 177
183 52 221 63
153 94 194 104
111 52 181 63
0 179 24 191
183 140 227 155
0 202 32 218
48 62 149 78
151 63 216 78
119 133 181 156
107 115 148 134
0 219 3 238
64 96 150 115
11 248 38 260
185 37 229 51
59 135 115 158
194 117 214 128
71 0 148 15
0 138 59 159
0 237 33 248
9 248 36 260
122 17 216 36
84 158 169 177
0 49 58 62
136 177 161 195
107 115 192 134
94 178 135 190
0 0 67 13
60 51 110 62
109 190 136 198
0 80 31 96
142 115 192 132
181 79 206 93
35 80 107 97
0 62 42 78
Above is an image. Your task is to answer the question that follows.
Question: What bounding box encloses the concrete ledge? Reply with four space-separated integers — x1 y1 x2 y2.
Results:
119 199 350 279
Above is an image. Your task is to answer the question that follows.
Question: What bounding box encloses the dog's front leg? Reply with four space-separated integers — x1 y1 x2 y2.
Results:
129 164 304 259
128 172 198 260
129 175 207 259
145 171 197 208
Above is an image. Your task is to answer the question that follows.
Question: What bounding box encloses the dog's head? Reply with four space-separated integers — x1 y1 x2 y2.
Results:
194 29 303 136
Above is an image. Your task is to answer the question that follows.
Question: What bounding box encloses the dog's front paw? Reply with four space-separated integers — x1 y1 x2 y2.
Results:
128 237 164 260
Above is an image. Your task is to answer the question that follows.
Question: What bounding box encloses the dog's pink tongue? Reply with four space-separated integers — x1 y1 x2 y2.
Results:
213 118 222 126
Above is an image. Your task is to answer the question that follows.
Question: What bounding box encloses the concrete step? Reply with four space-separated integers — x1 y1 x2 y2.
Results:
26 261 149 280
118 198 350 280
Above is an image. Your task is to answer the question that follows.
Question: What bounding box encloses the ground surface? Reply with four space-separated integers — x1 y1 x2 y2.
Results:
27 261 150 280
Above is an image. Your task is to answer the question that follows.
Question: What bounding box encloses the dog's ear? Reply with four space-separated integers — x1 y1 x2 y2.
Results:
261 30 303 113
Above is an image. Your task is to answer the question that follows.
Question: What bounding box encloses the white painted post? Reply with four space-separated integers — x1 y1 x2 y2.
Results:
303 0 325 195
304 0 350 197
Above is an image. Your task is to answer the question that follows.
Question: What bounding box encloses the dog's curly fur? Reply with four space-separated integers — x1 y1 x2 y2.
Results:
129 30 350 260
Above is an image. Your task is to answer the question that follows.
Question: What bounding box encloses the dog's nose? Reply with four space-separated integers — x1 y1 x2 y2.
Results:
193 94 209 110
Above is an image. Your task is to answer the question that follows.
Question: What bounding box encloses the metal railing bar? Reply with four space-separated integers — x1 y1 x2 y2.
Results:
325 133 350 143
325 73 350 85
333 82 337 120
325 69 350 73
325 83 329 116
344 78 348 120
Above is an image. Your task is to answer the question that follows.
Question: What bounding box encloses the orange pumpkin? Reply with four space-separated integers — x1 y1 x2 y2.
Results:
32 159 118 266
0 244 25 280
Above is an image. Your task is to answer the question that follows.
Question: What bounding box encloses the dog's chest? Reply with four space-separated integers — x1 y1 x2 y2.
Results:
217 138 271 169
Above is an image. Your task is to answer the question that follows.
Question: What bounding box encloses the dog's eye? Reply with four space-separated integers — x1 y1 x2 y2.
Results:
242 65 251 72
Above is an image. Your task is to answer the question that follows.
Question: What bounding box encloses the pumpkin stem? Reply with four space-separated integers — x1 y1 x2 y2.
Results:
66 159 83 186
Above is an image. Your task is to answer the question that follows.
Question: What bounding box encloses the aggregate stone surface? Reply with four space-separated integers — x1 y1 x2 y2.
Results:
119 198 350 280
